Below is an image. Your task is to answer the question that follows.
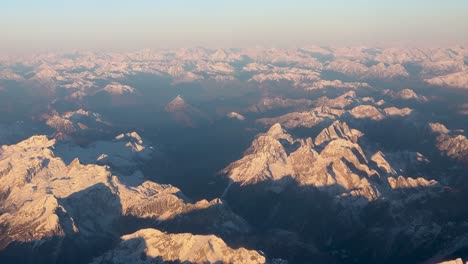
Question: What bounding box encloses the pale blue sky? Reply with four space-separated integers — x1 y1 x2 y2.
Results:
1 0 467 53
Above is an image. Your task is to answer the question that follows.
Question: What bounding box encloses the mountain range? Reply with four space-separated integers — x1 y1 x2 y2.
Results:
0 46 467 263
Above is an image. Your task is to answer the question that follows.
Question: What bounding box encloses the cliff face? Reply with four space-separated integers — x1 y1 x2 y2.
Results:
429 123 468 166
91 228 267 264
0 135 250 263
221 121 436 204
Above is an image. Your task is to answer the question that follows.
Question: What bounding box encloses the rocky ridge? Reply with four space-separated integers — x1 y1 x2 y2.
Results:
221 121 437 204
0 135 251 262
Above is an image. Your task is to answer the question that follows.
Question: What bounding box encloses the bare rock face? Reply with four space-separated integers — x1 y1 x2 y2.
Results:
436 134 468 165
384 88 427 102
349 105 385 121
387 176 437 189
314 120 362 147
44 109 109 141
257 106 344 129
221 122 442 205
46 115 76 139
371 151 397 175
429 122 451 134
314 90 357 109
0 135 249 262
91 228 266 264
221 123 295 186
383 107 413 117
397 89 418 100
221 123 390 203
429 122 468 166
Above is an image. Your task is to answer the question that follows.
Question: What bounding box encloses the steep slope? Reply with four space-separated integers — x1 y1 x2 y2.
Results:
220 122 461 264
54 131 152 174
221 121 422 203
314 120 362 146
44 109 110 141
429 122 468 166
91 228 267 264
0 135 250 263
221 123 296 186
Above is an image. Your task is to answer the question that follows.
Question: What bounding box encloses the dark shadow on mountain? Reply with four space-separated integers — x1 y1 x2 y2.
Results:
0 157 467 264
0 183 122 264
0 180 251 264
220 176 347 263
341 111 467 182
218 174 468 264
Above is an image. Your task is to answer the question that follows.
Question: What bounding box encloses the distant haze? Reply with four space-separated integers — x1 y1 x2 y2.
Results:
1 0 467 53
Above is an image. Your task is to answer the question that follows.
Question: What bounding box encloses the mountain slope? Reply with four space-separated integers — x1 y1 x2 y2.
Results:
91 228 267 264
0 135 250 263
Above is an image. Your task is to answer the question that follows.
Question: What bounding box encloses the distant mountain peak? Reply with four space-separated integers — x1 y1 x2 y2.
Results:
227 112 246 121
165 95 188 111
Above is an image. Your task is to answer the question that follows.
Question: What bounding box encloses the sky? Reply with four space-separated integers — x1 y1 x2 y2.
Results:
1 0 467 53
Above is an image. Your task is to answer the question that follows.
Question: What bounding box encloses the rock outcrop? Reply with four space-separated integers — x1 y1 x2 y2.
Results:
429 122 468 165
91 228 266 264
221 122 391 203
0 135 249 262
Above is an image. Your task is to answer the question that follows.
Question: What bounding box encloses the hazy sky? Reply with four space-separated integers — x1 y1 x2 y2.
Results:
1 0 467 53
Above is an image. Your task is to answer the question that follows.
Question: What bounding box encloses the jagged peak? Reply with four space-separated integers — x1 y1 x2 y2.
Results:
320 138 365 158
330 120 350 130
350 105 385 120
314 121 360 146
10 135 55 150
371 151 396 175
91 228 266 264
387 176 438 189
69 157 81 167
266 123 286 137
